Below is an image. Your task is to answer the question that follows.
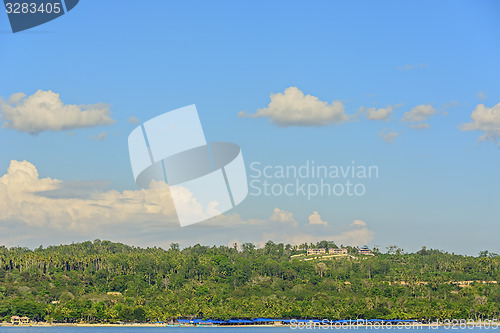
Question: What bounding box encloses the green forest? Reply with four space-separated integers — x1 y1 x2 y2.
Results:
0 240 499 323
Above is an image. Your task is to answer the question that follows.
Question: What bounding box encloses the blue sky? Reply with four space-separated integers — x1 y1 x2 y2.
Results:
0 0 499 255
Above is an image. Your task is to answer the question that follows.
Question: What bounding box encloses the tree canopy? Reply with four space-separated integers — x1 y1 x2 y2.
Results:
0 240 498 323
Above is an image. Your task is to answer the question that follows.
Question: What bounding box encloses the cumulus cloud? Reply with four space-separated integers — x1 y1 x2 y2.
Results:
0 161 376 248
409 123 430 130
379 129 399 143
331 219 372 245
0 90 115 134
239 87 348 127
244 208 298 227
331 227 375 246
169 185 223 224
0 160 182 230
269 207 298 226
308 211 327 226
258 218 375 247
201 209 375 248
128 116 139 124
460 102 500 144
0 161 296 235
0 161 293 235
351 219 367 227
8 92 26 104
90 132 108 141
360 106 393 121
37 180 110 199
402 104 436 122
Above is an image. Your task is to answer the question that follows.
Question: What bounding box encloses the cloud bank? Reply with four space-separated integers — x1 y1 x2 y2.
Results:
0 161 375 249
0 90 115 134
0 160 177 230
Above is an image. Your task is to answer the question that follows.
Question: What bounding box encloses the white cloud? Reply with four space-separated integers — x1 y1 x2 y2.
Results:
360 106 393 121
308 211 327 226
477 91 487 101
201 208 375 248
0 161 298 236
0 90 115 134
0 161 376 249
351 219 367 227
128 116 139 124
331 228 375 246
258 219 374 247
269 207 298 227
239 87 348 126
90 132 108 141
460 102 500 144
402 104 436 122
8 92 26 104
379 129 399 143
169 185 222 224
397 64 428 71
330 219 372 245
409 123 430 130
0 160 178 230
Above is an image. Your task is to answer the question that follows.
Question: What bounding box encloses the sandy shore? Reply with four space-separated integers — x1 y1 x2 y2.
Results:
0 323 279 327
1 321 496 328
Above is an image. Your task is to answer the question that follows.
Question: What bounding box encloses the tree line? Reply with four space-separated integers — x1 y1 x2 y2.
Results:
0 240 499 323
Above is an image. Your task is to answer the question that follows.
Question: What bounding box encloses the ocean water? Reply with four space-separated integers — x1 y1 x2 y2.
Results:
0 326 496 332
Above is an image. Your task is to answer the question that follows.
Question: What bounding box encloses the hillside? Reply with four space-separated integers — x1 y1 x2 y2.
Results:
0 240 499 323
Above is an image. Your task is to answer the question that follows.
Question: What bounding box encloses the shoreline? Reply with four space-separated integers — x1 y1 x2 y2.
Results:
0 322 472 328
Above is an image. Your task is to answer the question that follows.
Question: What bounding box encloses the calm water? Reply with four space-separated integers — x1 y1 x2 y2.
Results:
0 327 495 333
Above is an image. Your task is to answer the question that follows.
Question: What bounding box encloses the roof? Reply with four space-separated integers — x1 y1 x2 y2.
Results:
174 318 417 325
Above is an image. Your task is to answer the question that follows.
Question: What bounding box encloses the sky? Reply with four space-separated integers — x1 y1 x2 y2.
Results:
0 0 499 255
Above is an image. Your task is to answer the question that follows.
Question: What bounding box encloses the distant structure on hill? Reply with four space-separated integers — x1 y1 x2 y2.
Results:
329 248 348 255
307 248 326 255
358 246 374 255
11 316 30 325
306 248 348 256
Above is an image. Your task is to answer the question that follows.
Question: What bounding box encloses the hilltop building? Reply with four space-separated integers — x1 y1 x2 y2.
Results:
306 248 348 256
358 246 374 255
306 248 326 255
329 248 348 255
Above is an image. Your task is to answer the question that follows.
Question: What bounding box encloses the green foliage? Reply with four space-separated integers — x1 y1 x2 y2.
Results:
0 240 499 323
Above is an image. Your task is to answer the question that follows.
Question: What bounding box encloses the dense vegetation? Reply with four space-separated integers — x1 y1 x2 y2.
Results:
0 240 499 323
